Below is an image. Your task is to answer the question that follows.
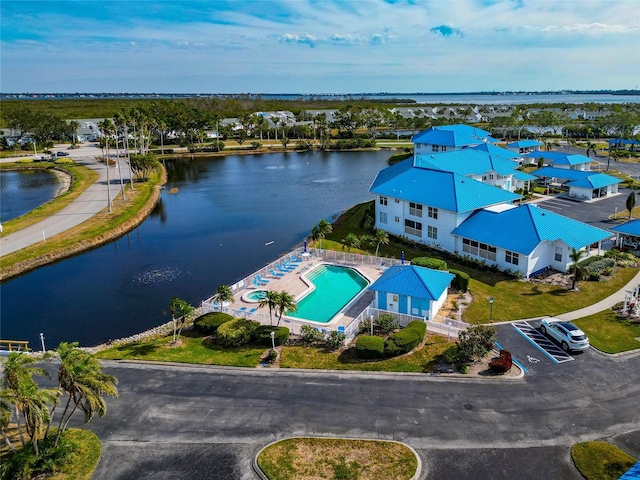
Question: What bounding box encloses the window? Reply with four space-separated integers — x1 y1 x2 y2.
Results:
428 207 438 219
395 216 400 223
505 250 519 265
409 202 423 217
489 174 494 180
442 146 448 152
555 246 562 262
404 219 422 237
395 199 400 204
432 145 440 152
379 196 388 206
462 238 496 261
379 212 388 224
428 225 437 239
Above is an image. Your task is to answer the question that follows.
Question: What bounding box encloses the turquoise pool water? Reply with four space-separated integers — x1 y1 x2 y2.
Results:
246 290 267 301
287 265 368 323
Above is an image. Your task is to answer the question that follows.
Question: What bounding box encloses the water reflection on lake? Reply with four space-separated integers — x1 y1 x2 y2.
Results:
1 151 390 347
0 169 59 221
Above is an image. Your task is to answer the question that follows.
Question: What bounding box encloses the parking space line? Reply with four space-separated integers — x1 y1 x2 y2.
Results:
512 321 574 364
494 341 527 373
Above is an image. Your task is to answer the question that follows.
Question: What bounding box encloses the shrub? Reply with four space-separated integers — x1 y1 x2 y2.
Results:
385 320 426 356
15 158 34 164
589 271 601 281
193 312 233 334
489 349 513 374
324 330 346 351
455 325 496 366
295 140 313 151
215 318 260 347
253 325 290 346
411 256 448 270
449 269 470 292
375 313 399 333
1 432 78 480
250 141 261 150
355 335 386 359
54 158 74 164
264 348 278 363
300 325 325 345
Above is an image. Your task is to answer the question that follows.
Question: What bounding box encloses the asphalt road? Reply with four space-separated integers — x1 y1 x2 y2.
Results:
64 336 640 480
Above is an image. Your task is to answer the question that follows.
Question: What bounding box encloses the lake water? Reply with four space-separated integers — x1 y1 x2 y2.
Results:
0 151 390 348
0 170 59 221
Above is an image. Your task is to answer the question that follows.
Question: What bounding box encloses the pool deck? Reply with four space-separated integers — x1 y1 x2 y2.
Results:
224 260 386 329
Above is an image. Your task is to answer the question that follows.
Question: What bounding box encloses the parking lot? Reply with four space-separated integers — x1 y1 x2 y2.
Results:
495 321 590 376
535 188 631 232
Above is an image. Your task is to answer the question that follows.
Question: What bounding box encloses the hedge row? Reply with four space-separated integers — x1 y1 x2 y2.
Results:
193 312 233 334
355 320 426 359
449 269 470 292
411 256 448 271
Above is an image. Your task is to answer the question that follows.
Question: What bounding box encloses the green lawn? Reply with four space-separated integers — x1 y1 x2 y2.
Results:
257 438 418 480
571 441 637 480
279 334 451 372
96 332 267 367
573 310 640 353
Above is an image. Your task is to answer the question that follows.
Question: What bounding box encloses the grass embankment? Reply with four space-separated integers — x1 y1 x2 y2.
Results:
573 310 640 353
257 438 418 480
0 428 101 480
96 331 266 367
571 441 637 480
0 162 98 235
0 168 164 280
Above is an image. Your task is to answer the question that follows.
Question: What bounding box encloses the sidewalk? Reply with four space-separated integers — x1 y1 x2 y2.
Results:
1 152 124 257
556 269 640 321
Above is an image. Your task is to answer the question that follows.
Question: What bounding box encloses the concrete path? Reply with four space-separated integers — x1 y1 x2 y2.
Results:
1 144 131 256
557 268 640 321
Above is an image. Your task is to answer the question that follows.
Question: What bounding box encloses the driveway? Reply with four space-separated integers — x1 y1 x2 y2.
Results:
70 353 640 480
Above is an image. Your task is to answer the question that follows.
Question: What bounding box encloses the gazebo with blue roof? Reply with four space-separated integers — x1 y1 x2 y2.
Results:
505 139 541 155
368 265 454 320
610 219 640 249
524 151 592 171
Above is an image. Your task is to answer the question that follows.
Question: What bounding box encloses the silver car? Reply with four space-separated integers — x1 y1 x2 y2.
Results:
539 317 590 352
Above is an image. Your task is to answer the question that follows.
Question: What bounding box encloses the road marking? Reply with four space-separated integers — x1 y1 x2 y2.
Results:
527 356 540 364
512 321 574 364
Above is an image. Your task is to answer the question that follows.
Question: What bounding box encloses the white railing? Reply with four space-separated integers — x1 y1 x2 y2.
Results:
308 248 403 269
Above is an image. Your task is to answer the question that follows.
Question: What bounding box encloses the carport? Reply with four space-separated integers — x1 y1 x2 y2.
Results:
565 173 622 201
610 219 640 249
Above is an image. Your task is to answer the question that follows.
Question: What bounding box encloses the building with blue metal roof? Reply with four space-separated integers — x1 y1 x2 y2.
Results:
524 151 592 170
369 158 521 253
412 124 497 156
368 265 454 320
530 167 621 201
505 139 541 155
610 219 640 249
451 204 611 277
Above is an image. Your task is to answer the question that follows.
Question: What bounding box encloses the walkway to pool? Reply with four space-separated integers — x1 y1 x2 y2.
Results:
201 248 470 341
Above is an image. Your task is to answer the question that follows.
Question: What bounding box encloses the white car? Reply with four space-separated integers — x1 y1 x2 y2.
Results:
539 317 590 352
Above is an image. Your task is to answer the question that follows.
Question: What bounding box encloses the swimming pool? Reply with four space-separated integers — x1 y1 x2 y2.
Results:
287 264 369 323
244 289 267 302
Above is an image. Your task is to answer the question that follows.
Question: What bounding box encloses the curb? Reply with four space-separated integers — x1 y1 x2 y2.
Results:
252 437 422 480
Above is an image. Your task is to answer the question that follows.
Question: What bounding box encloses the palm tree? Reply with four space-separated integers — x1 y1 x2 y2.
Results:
52 345 118 446
607 150 618 171
627 189 636 219
342 232 360 252
275 291 297 327
585 141 597 159
0 396 16 452
373 229 389 257
164 297 196 344
214 284 234 309
569 248 586 290
309 219 333 250
118 109 135 190
258 290 279 326
67 120 80 146
98 119 113 213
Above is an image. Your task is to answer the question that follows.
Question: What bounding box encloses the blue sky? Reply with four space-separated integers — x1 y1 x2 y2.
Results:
2 0 639 93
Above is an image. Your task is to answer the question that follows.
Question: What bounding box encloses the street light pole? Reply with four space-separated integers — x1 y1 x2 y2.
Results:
489 297 494 322
369 314 374 336
39 333 46 352
270 331 275 350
